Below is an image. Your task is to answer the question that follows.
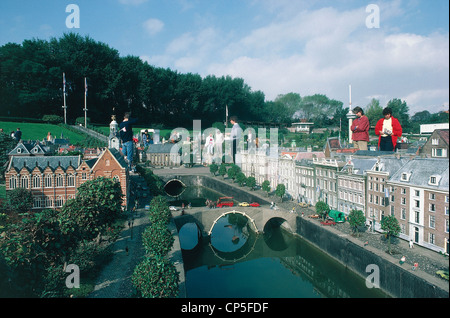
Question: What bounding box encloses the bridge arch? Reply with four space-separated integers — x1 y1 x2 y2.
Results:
263 216 294 234
208 210 259 236
164 178 186 197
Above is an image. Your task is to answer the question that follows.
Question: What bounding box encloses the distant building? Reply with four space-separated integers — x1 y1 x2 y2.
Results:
288 122 314 134
420 129 449 159
8 141 48 157
420 123 449 134
145 143 181 167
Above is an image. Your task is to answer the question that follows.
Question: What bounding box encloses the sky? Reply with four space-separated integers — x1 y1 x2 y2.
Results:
0 0 448 116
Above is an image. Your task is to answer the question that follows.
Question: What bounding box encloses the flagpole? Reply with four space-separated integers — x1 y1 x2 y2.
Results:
83 77 88 128
225 104 228 128
62 73 67 124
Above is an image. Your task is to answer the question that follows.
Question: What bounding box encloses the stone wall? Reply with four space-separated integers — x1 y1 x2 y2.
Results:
297 217 448 298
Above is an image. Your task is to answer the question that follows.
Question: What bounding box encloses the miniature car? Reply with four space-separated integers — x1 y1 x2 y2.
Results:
298 202 308 207
169 206 179 211
239 202 250 207
249 202 260 207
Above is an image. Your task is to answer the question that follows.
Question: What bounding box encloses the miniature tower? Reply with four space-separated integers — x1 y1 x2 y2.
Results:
346 84 356 145
108 114 120 150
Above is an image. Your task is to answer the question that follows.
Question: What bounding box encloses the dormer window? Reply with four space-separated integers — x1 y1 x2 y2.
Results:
429 175 441 186
17 148 21 153
401 172 411 182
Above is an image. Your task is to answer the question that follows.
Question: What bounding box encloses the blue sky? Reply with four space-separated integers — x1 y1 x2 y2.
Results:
0 0 448 115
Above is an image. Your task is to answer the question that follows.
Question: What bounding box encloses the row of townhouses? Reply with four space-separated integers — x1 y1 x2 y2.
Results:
240 131 449 254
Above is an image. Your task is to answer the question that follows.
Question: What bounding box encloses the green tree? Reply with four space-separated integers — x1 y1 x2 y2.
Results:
386 98 410 132
275 184 286 202
132 256 179 298
246 176 256 190
348 209 366 237
219 164 227 178
315 201 330 220
365 98 383 131
209 163 218 176
262 180 271 196
0 133 16 180
6 188 33 213
235 172 247 186
148 196 171 225
58 177 123 242
381 215 401 254
142 222 174 257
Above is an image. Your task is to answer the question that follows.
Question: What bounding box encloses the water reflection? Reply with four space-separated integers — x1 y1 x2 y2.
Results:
210 214 250 253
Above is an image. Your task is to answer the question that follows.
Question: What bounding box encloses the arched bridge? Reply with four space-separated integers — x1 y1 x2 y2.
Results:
174 206 298 237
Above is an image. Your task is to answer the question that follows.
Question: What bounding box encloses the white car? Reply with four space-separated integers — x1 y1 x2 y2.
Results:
169 206 179 211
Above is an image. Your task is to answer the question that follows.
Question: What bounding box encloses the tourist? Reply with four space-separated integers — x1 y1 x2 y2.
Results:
230 116 243 164
205 133 214 165
119 112 138 170
350 106 370 150
375 107 402 151
142 129 151 147
409 239 414 248
214 130 224 163
46 131 53 142
400 256 406 265
14 128 22 142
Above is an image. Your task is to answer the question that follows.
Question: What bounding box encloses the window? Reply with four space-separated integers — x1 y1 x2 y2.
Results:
429 233 435 245
390 205 395 216
32 175 41 188
414 200 420 208
429 193 436 200
401 197 406 205
431 138 439 145
401 208 406 220
429 215 435 229
105 159 110 166
67 174 75 187
401 173 411 181
432 148 447 158
429 203 436 212
414 190 420 197
45 174 52 188
9 175 17 189
55 174 64 188
55 196 64 208
415 211 420 224
20 175 29 189
33 197 42 209
82 172 87 180
401 188 406 195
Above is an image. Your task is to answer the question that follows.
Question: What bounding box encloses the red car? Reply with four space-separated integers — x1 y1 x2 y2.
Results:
249 202 260 207
216 197 234 208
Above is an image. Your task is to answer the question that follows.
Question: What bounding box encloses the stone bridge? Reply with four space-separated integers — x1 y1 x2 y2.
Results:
174 206 298 237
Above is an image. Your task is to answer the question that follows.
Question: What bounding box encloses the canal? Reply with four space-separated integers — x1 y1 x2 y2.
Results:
170 186 389 298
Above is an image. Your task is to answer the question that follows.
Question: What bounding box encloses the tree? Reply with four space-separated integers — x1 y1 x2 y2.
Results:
348 209 366 237
6 188 33 213
275 184 286 202
365 98 383 131
209 163 218 176
58 177 123 242
235 172 247 186
219 164 227 178
381 215 401 254
386 98 410 132
0 133 16 180
132 255 179 298
246 176 256 190
142 222 174 257
227 164 240 180
262 180 271 196
315 201 330 220
148 196 171 225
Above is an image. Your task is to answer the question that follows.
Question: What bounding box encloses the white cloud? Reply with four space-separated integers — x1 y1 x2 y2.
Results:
142 2 449 114
142 18 164 36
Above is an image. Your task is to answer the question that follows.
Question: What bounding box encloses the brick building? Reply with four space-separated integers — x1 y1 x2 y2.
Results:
5 148 129 210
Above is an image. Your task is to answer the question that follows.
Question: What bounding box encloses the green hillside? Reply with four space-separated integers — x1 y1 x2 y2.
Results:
0 121 87 144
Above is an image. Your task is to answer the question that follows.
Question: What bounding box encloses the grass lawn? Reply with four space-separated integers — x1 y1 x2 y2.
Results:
0 121 87 144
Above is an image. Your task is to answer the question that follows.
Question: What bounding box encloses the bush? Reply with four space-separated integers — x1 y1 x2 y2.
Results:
132 256 179 298
142 223 174 257
148 196 172 225
42 115 63 124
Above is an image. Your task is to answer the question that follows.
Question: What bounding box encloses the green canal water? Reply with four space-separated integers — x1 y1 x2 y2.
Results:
171 186 389 298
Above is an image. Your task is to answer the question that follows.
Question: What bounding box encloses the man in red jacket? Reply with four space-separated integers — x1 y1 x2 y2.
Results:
375 107 402 151
350 106 370 150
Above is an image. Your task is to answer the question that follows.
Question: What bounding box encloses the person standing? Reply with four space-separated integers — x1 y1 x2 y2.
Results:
375 107 402 151
350 106 370 150
230 116 242 164
214 130 224 164
205 133 214 165
142 129 150 147
14 128 22 142
119 112 138 169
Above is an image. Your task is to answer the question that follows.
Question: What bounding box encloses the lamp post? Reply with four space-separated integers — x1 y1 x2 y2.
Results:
346 84 356 145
